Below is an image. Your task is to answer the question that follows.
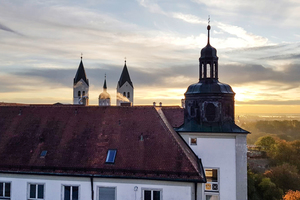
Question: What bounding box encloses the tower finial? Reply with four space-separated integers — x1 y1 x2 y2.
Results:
207 15 211 45
81 53 83 60
124 57 126 64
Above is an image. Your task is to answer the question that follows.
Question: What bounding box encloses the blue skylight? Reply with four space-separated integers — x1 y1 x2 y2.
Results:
105 149 117 163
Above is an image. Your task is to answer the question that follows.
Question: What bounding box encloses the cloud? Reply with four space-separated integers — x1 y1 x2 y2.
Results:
0 22 20 35
172 13 206 24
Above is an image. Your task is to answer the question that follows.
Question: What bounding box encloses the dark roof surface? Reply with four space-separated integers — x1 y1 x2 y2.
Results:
161 106 184 128
118 62 133 88
74 59 89 86
0 106 204 182
185 81 234 95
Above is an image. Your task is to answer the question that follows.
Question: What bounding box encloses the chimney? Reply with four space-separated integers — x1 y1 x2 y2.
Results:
120 102 132 107
159 102 162 107
153 102 156 107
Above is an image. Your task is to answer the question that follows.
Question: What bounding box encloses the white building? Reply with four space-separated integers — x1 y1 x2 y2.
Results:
116 61 134 106
73 56 89 106
99 75 111 106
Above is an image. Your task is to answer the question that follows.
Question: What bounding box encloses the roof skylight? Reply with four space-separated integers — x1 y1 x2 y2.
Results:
105 149 117 164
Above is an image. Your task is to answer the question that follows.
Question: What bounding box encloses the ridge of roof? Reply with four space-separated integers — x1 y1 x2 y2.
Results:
74 59 89 86
155 107 205 181
118 62 133 88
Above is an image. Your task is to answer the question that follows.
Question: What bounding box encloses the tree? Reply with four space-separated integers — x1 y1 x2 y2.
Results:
265 163 300 193
283 190 300 200
258 177 283 200
255 135 276 151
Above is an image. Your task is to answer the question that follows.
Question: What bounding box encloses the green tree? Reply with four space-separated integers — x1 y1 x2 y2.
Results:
265 163 300 193
255 135 276 151
258 177 283 200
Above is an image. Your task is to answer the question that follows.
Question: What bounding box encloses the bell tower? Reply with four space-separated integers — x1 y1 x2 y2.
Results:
176 24 248 200
73 56 89 105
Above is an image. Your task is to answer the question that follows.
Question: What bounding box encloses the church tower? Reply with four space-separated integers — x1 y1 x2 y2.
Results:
73 56 89 105
116 60 134 106
176 25 248 200
99 75 111 106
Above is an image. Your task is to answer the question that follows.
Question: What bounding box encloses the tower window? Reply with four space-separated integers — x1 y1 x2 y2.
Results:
207 63 211 78
78 91 81 97
205 103 216 121
127 92 130 98
82 91 85 96
123 92 126 97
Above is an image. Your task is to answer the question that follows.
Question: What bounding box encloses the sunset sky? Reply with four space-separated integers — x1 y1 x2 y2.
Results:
1 0 300 114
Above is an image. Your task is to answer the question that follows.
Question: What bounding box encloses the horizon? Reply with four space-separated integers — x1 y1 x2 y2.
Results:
1 0 300 114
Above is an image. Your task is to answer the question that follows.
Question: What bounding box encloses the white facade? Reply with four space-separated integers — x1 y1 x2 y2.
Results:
0 173 203 200
180 132 247 200
116 81 133 106
73 79 89 105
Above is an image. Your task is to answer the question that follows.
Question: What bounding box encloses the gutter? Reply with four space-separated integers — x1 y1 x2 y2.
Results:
90 176 94 200
0 170 205 183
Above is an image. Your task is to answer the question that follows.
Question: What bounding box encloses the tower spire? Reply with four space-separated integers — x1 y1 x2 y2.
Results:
103 74 107 89
207 15 211 45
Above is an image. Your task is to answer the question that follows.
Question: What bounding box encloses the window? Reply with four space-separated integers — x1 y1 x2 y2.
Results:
82 91 85 96
105 150 117 164
0 182 10 199
123 92 126 97
143 189 161 200
98 187 115 200
205 103 216 122
28 184 44 200
190 138 197 145
40 151 47 158
204 168 219 200
63 186 79 200
206 195 219 200
127 92 130 98
78 91 81 97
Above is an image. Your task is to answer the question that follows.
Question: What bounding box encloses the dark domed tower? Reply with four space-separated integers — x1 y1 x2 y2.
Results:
177 25 246 133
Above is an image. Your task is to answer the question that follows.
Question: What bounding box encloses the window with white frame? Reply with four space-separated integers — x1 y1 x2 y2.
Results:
0 182 10 199
204 168 219 200
98 187 115 200
28 183 44 200
62 186 79 200
142 189 161 200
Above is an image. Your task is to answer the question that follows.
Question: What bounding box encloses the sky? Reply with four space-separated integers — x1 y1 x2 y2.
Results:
1 0 300 114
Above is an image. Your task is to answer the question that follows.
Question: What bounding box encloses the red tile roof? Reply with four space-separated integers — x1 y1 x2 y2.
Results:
161 106 184 128
0 106 204 182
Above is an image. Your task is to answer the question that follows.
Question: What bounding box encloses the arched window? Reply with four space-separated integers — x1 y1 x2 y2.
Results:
78 91 81 97
127 92 130 98
82 91 85 96
123 92 126 97
205 103 216 121
207 63 211 78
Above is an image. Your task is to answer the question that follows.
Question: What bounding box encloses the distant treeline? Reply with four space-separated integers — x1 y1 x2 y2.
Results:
238 120 300 144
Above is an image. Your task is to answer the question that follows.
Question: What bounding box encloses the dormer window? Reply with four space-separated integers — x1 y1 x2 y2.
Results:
82 91 85 96
78 91 81 97
127 92 130 98
123 92 126 97
106 149 117 164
